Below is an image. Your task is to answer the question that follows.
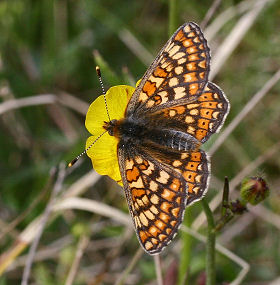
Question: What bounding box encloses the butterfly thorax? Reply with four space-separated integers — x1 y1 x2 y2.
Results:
104 118 201 153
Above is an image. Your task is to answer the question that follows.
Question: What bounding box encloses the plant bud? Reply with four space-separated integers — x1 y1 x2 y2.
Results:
240 177 269 205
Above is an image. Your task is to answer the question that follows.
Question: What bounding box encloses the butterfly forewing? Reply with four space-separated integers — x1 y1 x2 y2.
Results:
126 22 211 116
118 147 188 254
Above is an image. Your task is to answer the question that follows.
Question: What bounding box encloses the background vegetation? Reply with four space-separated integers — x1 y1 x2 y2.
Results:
0 0 279 284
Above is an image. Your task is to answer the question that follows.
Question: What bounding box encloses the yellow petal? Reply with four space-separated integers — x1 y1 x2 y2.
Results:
136 79 142 87
85 85 135 135
85 85 134 185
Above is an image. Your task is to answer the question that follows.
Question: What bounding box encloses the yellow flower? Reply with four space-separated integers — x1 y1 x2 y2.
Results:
85 85 135 185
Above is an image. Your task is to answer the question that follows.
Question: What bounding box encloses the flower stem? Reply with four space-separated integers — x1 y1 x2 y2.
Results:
168 0 178 37
201 198 216 285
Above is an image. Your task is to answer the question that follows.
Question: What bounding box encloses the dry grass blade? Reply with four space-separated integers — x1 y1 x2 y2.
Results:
0 169 55 241
65 235 90 285
0 92 90 116
114 248 143 285
63 171 101 199
204 0 254 40
200 0 222 30
269 277 280 285
154 254 163 285
21 163 66 285
0 171 101 276
250 205 280 230
53 197 131 226
0 95 57 115
181 226 250 285
210 0 273 80
118 29 154 66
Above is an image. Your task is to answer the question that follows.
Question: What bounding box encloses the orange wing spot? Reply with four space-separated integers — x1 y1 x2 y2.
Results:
158 234 167 241
160 202 172 213
170 220 177 227
199 72 205 79
173 106 186 114
185 161 199 171
198 118 210 130
154 95 162 105
188 54 199 61
198 44 204 50
200 108 214 119
155 220 165 230
139 160 149 170
149 225 161 236
198 60 206 68
191 152 202 161
170 178 181 191
139 231 150 243
143 81 156 96
159 212 171 223
184 72 198 82
166 228 172 234
132 188 146 198
186 62 197 71
139 164 147 170
195 129 208 141
174 29 184 41
201 102 218 108
183 39 193 47
176 196 182 204
126 166 140 182
189 83 199 95
154 67 168 78
151 238 159 245
199 92 214 101
187 46 198 54
162 189 176 201
187 183 195 193
183 171 196 182
171 207 180 218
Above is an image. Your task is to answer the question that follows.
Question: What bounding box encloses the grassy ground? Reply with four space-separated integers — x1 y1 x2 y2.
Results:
0 0 280 284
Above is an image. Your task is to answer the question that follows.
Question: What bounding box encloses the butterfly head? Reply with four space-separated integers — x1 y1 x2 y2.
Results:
103 119 118 136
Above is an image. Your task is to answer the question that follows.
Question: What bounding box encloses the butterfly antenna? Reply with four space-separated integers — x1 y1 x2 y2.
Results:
68 130 107 167
96 66 111 122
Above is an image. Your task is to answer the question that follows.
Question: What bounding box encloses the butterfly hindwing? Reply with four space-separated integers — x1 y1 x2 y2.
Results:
167 149 210 205
126 22 211 117
146 81 229 143
118 146 188 254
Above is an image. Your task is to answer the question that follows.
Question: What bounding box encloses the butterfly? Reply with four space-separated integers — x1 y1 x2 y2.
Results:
88 22 229 255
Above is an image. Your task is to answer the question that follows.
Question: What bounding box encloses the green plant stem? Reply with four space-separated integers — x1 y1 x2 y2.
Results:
178 207 192 285
201 199 216 285
168 0 178 37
